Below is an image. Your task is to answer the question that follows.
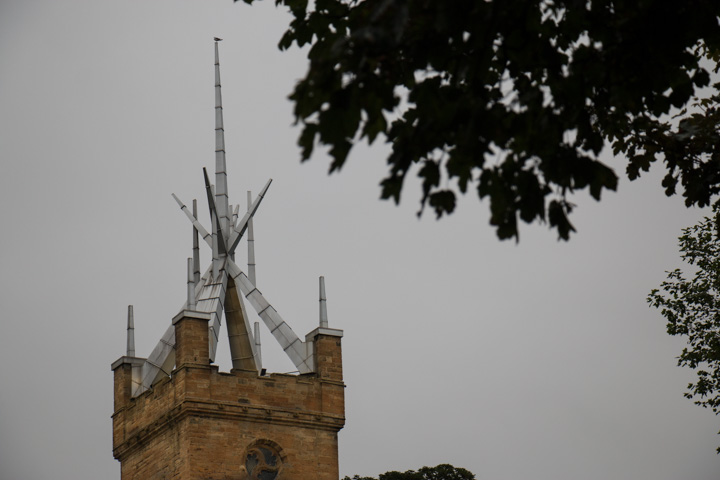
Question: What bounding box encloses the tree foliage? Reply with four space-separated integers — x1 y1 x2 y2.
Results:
343 464 475 480
649 206 720 450
240 0 720 240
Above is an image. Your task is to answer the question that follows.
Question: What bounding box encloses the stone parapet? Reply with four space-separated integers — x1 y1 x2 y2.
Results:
113 342 345 480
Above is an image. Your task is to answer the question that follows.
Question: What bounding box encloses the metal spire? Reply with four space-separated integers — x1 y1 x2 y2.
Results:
247 191 256 286
319 276 328 328
214 39 231 237
172 194 212 243
187 258 196 309
254 321 262 371
127 305 135 357
132 38 338 394
227 179 272 254
232 204 240 228
192 199 200 285
204 167 227 279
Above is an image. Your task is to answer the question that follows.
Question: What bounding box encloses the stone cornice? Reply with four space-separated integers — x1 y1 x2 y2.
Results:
113 398 345 459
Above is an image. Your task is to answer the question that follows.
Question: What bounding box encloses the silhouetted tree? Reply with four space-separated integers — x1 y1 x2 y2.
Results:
649 205 720 450
241 0 720 240
344 464 475 480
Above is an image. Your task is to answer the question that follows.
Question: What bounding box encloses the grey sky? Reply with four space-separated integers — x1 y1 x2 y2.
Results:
0 1 718 479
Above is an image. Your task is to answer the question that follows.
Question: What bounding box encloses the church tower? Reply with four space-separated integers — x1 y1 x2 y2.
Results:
111 40 345 480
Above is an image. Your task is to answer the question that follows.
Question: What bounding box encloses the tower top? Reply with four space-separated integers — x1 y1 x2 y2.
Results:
127 40 341 397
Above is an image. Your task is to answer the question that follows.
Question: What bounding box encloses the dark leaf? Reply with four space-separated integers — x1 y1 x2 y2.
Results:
243 0 720 241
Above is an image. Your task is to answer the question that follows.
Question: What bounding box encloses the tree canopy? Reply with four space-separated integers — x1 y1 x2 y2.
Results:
649 206 720 449
240 0 720 240
344 463 475 480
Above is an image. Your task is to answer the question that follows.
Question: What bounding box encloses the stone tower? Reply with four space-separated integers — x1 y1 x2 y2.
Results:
111 40 345 480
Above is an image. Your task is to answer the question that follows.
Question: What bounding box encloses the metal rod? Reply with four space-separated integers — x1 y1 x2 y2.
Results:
192 199 200 285
232 204 240 228
127 305 135 357
172 193 212 245
211 209 219 279
254 321 262 372
204 167 227 256
229 204 240 262
227 260 312 373
227 178 272 255
247 190 256 286
187 257 196 309
319 276 328 328
203 168 226 280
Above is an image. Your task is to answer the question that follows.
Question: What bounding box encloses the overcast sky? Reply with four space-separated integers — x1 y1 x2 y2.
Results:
1 1 719 480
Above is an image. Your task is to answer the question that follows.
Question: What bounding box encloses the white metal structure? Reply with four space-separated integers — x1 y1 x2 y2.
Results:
129 40 332 396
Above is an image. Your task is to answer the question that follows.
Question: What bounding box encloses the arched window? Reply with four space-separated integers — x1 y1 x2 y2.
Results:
245 440 284 480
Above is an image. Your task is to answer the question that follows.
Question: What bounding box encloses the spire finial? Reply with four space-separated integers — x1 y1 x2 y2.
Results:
319 276 328 328
214 39 231 239
126 305 135 357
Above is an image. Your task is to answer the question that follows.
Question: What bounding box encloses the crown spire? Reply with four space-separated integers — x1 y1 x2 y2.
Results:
130 39 344 395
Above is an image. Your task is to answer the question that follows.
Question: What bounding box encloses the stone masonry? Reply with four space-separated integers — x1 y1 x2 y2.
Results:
112 311 345 480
